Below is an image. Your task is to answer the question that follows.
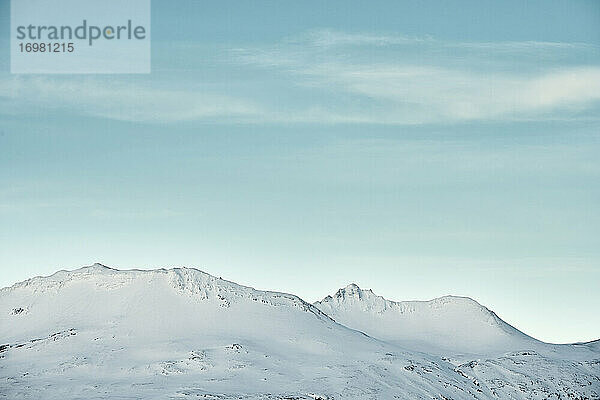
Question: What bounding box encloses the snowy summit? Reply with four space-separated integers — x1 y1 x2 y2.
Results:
0 264 598 399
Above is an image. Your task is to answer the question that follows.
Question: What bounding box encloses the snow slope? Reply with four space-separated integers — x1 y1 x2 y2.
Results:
314 283 538 357
1 264 599 399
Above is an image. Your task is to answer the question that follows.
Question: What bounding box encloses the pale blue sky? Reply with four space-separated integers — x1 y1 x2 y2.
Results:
0 0 599 343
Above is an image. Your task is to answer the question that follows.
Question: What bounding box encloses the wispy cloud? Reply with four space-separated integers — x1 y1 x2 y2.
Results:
316 64 600 122
286 29 595 51
1 30 599 125
234 29 600 124
0 77 263 123
287 30 435 47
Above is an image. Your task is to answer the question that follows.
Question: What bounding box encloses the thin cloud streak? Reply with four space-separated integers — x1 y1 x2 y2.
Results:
1 30 599 125
0 77 263 123
288 29 596 50
235 30 600 124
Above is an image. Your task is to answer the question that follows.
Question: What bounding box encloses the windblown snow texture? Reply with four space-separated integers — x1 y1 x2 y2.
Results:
1 264 598 399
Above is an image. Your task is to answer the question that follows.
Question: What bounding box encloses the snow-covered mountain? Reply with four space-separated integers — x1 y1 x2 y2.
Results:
1 264 599 399
314 283 538 357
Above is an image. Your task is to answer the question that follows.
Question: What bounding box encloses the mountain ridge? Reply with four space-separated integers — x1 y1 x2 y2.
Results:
1 264 589 348
314 281 543 357
0 265 526 336
1 263 336 331
1 263 599 400
0 264 569 347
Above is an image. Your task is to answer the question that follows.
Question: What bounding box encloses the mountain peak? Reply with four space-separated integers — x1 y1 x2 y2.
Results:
78 263 116 272
320 285 488 314
334 283 377 300
1 264 596 399
315 285 535 356
1 264 333 325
